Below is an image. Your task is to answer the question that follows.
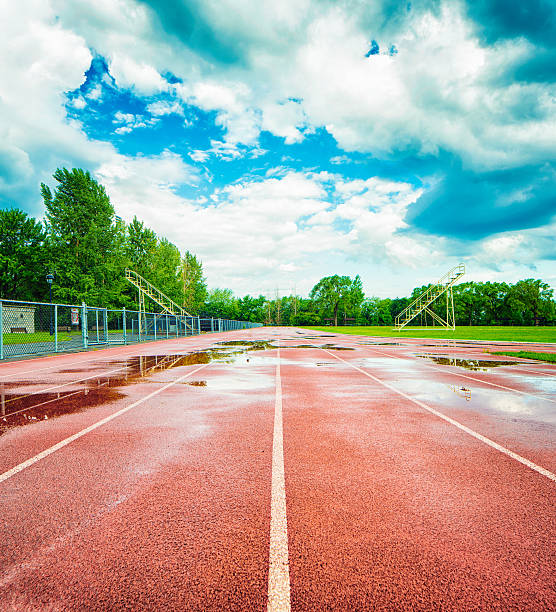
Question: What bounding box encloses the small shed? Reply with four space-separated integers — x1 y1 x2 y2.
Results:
2 305 36 333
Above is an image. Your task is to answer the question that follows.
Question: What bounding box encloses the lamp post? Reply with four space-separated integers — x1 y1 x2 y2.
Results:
46 273 54 335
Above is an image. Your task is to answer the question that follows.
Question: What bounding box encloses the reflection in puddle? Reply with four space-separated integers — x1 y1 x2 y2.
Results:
302 335 336 339
216 340 278 351
0 385 125 432
359 342 403 346
449 385 472 401
319 344 355 351
393 377 556 424
418 355 517 370
0 341 286 435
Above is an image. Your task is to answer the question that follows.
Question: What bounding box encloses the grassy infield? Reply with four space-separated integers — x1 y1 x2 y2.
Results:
304 326 556 363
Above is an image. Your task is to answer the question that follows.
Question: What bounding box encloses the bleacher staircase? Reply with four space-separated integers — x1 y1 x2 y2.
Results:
394 263 465 331
125 269 192 332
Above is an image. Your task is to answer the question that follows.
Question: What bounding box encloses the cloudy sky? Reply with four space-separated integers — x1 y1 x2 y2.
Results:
1 0 555 298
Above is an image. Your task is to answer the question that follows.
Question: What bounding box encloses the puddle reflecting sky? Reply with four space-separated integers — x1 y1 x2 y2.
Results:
354 356 556 424
394 376 556 425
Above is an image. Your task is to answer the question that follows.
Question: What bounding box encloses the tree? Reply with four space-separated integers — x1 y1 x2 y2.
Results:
376 299 393 325
389 297 410 323
237 294 266 323
309 274 364 325
125 216 157 277
202 288 239 319
149 237 183 305
41 168 124 306
0 208 47 300
505 279 555 325
179 251 207 315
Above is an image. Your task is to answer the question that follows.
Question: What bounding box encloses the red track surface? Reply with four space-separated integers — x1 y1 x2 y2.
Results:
0 328 554 610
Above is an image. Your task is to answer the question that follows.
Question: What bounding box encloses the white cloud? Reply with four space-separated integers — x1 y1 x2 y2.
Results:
109 54 168 95
112 111 158 134
0 0 114 208
86 84 103 100
95 162 441 294
35 0 556 170
69 96 87 109
146 100 184 117
261 100 307 144
189 150 210 163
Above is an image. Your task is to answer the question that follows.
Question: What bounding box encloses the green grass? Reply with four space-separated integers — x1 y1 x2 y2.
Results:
302 325 556 343
2 329 135 346
491 351 556 363
2 331 83 345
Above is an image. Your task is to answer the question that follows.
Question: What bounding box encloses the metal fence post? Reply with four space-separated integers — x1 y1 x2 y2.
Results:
54 304 58 352
0 300 3 360
166 315 169 338
123 307 127 344
82 302 88 349
154 314 157 341
103 308 108 344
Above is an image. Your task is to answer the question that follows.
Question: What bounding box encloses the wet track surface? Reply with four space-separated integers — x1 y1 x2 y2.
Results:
0 328 554 610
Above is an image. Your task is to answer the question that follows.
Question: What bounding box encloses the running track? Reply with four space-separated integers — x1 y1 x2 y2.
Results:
0 328 554 610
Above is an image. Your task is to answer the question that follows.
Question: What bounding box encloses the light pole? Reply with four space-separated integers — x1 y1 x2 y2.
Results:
46 273 54 335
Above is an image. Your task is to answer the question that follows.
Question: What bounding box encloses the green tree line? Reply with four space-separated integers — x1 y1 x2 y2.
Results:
1 167 554 326
201 275 555 327
1 168 207 313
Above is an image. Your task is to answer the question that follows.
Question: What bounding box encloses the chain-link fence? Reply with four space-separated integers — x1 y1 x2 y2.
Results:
0 299 262 361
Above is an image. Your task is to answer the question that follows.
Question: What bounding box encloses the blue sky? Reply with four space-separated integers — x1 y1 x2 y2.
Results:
1 0 555 298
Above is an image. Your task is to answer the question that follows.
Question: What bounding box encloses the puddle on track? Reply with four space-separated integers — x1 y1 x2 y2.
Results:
1 385 125 433
358 342 403 346
0 342 283 435
301 335 337 339
281 344 355 351
216 340 278 351
394 376 556 425
417 355 518 371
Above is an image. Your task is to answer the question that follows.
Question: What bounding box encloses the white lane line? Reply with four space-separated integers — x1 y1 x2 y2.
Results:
321 348 556 484
366 346 556 404
267 344 291 612
0 363 210 485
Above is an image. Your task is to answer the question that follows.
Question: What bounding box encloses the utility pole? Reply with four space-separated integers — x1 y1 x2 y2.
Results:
275 289 281 326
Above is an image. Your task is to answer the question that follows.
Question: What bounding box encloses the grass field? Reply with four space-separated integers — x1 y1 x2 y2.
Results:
2 331 82 345
491 351 556 363
303 326 556 344
1 330 126 345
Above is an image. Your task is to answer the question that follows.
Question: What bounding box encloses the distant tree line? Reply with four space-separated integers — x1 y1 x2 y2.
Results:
201 276 555 327
1 167 554 326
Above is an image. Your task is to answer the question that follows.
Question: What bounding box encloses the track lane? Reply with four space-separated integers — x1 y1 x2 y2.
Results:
0 335 279 610
311 339 556 473
279 346 555 610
